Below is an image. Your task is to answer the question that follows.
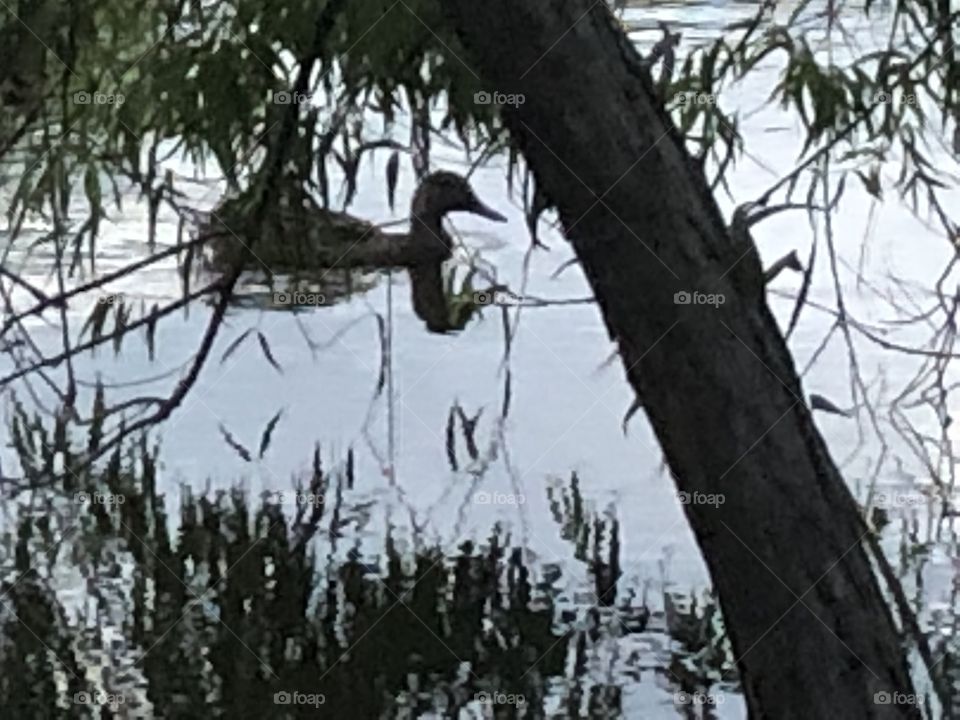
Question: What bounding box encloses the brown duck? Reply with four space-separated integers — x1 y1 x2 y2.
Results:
206 171 507 332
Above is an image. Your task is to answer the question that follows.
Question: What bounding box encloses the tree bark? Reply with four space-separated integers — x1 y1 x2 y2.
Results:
446 2 924 717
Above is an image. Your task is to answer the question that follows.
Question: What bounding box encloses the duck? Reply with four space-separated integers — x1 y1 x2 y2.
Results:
205 170 507 274
404 170 508 260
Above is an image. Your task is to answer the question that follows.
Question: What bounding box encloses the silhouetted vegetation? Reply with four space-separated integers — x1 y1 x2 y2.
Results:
0 423 754 718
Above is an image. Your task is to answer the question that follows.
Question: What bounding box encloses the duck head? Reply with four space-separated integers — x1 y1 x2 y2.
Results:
411 171 508 224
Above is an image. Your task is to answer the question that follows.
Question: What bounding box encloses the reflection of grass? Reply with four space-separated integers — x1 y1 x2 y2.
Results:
547 471 737 705
1 437 574 717
664 589 737 696
9 438 957 717
2 421 754 717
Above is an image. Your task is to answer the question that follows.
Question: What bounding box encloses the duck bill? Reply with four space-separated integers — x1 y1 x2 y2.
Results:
468 197 508 222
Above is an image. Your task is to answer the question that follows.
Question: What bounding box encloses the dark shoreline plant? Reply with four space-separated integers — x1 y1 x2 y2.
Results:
0 431 574 718
0 423 761 718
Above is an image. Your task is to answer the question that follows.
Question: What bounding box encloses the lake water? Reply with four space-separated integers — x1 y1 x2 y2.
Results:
1 1 957 716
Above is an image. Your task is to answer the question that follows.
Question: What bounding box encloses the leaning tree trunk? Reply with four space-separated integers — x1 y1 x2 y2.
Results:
446 3 926 718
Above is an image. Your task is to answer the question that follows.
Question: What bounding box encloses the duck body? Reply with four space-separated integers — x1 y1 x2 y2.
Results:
205 171 506 275
203 171 506 333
